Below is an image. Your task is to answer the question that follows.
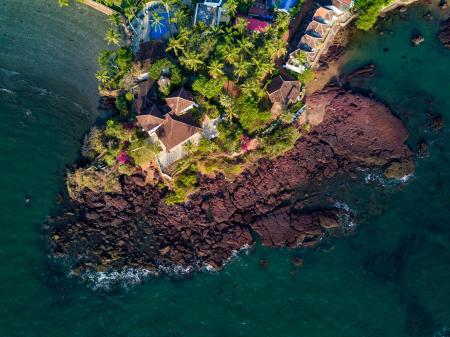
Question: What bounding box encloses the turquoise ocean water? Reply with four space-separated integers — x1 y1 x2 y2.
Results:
1 1 450 336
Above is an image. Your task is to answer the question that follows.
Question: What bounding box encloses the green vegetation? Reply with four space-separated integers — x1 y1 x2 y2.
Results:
71 119 160 197
96 48 132 91
165 164 198 204
66 167 122 198
355 0 393 31
297 67 314 84
257 125 300 157
58 0 69 7
60 0 310 204
192 76 226 100
148 58 186 95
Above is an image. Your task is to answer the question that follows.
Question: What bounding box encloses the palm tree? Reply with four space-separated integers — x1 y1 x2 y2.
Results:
237 37 254 56
233 61 249 80
124 6 136 23
180 51 204 71
159 0 174 12
176 27 190 44
208 60 224 78
234 17 247 36
105 28 121 46
274 12 290 33
150 12 166 33
241 79 262 97
222 45 239 66
95 70 110 84
252 57 275 80
166 37 184 56
271 39 287 60
109 13 122 27
223 0 238 17
170 9 188 26
58 0 69 7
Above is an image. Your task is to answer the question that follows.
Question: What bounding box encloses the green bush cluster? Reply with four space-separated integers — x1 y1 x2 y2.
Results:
165 165 198 204
355 0 393 31
148 58 186 95
82 119 160 169
96 48 132 91
192 76 226 100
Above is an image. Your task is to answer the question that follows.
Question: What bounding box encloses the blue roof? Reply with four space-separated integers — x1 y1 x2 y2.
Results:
277 0 298 12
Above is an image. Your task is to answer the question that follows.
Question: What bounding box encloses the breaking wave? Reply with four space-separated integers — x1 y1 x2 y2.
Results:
334 201 357 230
76 244 254 290
76 268 157 291
202 243 252 272
362 168 414 187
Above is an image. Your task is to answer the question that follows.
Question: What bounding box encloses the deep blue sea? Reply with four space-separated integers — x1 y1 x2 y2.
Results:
0 1 449 336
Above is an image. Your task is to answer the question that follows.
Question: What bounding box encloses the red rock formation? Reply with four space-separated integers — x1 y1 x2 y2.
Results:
50 89 414 275
439 18 450 48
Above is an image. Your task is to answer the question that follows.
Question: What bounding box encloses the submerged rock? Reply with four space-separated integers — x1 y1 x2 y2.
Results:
417 138 429 158
439 18 450 48
423 11 433 21
384 160 415 179
344 63 376 82
411 34 425 45
291 256 304 267
49 88 414 276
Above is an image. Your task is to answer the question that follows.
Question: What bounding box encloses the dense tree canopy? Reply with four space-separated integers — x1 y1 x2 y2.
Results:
354 0 392 31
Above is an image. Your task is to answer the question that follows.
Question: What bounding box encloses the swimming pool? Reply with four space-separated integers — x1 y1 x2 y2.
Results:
149 11 171 40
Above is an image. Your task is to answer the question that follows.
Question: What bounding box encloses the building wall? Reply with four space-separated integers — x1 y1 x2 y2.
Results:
157 133 202 169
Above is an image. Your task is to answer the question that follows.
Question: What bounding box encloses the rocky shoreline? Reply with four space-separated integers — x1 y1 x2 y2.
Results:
50 87 414 276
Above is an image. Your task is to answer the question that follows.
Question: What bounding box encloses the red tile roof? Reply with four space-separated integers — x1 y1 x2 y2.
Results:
136 112 164 133
165 88 195 115
267 74 301 105
156 114 201 150
134 79 158 114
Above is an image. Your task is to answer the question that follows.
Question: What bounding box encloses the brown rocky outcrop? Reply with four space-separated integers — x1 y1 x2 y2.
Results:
439 18 450 48
50 88 414 276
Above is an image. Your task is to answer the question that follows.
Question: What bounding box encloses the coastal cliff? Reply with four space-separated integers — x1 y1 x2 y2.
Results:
50 88 414 275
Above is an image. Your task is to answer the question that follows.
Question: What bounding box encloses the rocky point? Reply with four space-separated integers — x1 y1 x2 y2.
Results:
50 88 414 276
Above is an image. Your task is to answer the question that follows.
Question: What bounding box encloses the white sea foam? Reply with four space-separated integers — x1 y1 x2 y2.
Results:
158 264 194 275
202 243 253 272
334 201 357 230
76 244 254 289
76 268 157 290
0 88 14 94
364 169 414 187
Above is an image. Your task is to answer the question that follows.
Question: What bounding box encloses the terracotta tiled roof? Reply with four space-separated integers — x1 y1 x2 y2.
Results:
134 79 158 114
165 88 195 115
156 114 201 150
136 111 165 132
314 7 334 22
333 0 353 8
300 34 322 50
306 20 329 38
267 74 301 105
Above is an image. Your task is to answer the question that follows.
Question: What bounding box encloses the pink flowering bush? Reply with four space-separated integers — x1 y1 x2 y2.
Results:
116 151 131 164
